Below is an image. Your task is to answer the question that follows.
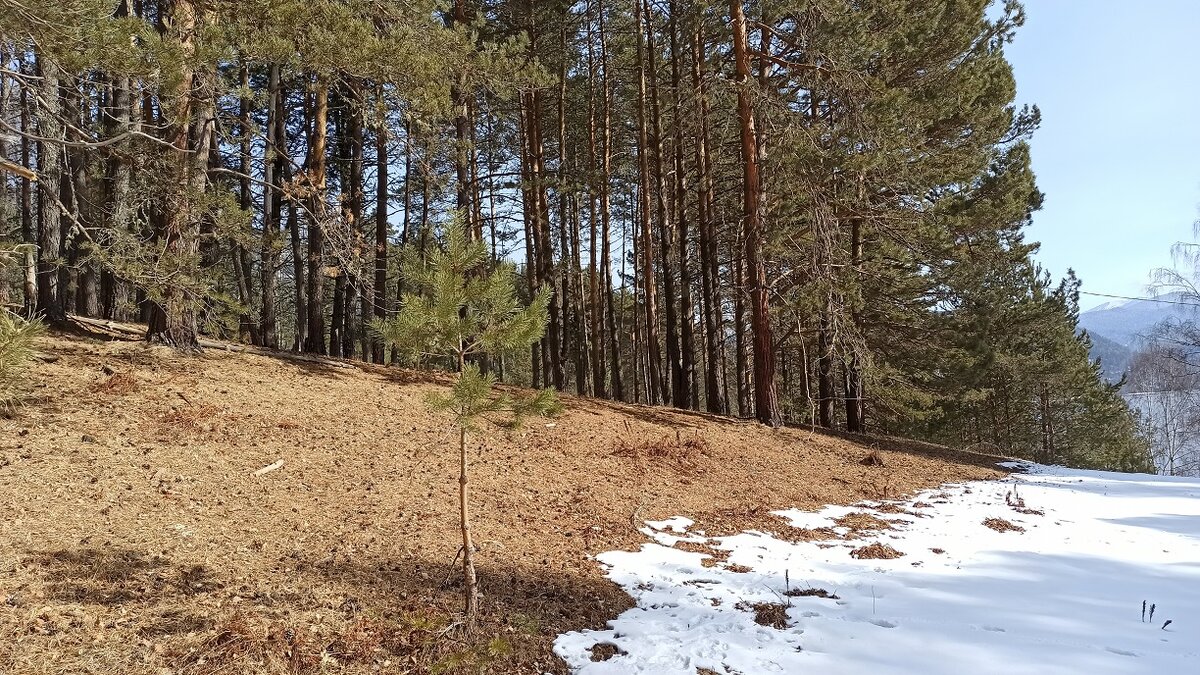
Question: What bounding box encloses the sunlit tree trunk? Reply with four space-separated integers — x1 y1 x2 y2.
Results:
730 0 780 426
303 77 329 354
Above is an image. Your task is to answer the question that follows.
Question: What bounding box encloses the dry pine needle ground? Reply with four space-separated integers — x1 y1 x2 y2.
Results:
0 331 1006 674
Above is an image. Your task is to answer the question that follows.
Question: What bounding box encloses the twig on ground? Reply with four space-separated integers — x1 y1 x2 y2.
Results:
441 546 465 586
252 459 285 477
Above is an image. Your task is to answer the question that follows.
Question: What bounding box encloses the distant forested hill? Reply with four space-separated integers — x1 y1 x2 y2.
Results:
1085 331 1134 384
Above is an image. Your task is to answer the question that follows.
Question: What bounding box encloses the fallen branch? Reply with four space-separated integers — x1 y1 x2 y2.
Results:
0 157 36 181
68 314 359 370
252 459 285 477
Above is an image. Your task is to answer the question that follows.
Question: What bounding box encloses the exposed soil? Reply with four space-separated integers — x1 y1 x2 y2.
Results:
672 540 731 568
0 329 1007 673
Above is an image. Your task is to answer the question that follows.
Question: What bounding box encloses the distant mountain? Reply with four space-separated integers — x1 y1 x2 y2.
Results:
1077 292 1198 385
1078 292 1196 349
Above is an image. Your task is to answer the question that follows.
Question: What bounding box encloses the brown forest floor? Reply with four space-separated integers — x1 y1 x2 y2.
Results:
0 326 1007 674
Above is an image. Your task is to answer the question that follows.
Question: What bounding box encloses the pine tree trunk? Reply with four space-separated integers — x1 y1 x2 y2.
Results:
233 64 259 344
19 63 36 318
599 0 624 401
260 65 283 349
458 424 479 622
328 88 347 357
35 53 65 324
526 86 560 389
554 33 586 395
394 122 413 364
570 184 588 394
101 48 134 321
634 0 664 404
669 1 696 409
691 12 726 415
730 0 780 426
451 0 477 241
346 81 365 360
146 0 210 350
289 191 306 351
61 85 98 318
331 275 345 355
372 86 389 363
518 101 541 388
733 248 750 417
59 89 80 319
0 49 8 256
818 308 835 428
585 7 607 398
303 77 329 354
644 0 681 408
844 218 866 432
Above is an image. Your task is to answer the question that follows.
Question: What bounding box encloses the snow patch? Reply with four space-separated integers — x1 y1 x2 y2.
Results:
556 465 1200 674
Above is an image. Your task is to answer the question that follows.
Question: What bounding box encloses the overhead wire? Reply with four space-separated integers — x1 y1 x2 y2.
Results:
1080 291 1200 309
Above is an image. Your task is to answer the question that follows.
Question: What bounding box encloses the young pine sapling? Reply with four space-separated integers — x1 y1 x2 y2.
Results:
375 223 559 625
0 245 44 410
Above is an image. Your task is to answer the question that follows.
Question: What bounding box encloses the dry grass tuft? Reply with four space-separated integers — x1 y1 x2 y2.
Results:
788 526 841 542
849 543 904 560
91 370 140 395
171 608 482 675
784 587 839 599
157 403 221 433
589 642 624 662
171 611 323 675
612 433 710 473
982 517 1025 533
747 602 790 629
833 512 893 534
860 449 885 467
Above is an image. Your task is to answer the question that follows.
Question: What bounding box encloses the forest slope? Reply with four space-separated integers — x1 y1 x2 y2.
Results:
0 327 1005 674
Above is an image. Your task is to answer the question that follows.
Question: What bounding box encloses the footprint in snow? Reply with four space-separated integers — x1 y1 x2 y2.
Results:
1105 647 1137 657
981 625 1006 633
871 619 897 628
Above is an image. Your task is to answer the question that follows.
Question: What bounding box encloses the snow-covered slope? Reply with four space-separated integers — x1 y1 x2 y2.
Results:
556 465 1200 674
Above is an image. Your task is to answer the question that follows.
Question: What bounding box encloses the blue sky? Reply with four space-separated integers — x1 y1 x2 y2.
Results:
1004 0 1200 306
